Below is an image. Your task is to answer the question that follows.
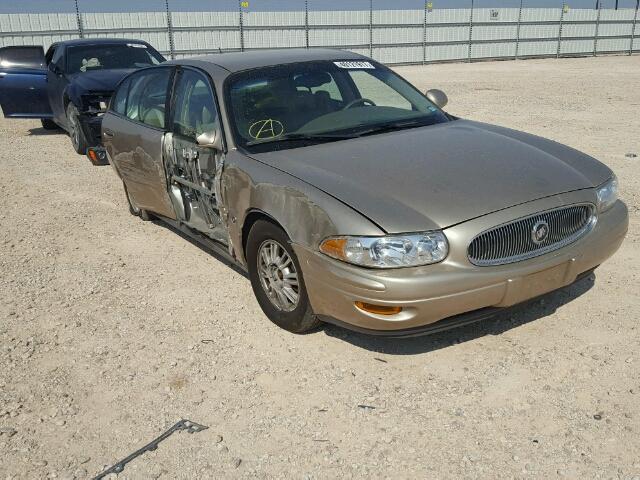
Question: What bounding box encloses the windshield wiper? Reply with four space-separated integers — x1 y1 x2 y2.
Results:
245 120 430 147
351 119 430 137
246 132 357 146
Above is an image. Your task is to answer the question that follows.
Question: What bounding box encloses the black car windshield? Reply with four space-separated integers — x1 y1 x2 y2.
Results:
65 43 164 74
226 60 449 152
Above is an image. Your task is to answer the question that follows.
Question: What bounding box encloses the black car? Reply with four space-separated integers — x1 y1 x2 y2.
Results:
0 39 165 156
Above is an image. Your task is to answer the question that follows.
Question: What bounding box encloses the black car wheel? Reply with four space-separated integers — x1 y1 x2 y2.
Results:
246 219 320 334
66 103 88 155
40 119 58 130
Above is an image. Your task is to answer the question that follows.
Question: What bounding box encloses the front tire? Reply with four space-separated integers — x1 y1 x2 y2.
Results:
66 103 88 155
246 220 320 333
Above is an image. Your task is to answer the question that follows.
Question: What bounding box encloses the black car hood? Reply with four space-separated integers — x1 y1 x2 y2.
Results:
69 69 135 93
249 120 612 233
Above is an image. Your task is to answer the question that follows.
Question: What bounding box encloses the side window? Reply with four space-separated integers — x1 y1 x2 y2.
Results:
172 69 219 139
51 46 64 70
45 46 56 65
110 78 130 115
0 46 45 69
348 70 412 110
125 68 172 129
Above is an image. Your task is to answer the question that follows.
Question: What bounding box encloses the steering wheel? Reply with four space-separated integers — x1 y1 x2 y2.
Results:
342 98 377 110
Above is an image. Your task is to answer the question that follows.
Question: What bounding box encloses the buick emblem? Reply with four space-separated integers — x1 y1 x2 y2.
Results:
531 220 549 244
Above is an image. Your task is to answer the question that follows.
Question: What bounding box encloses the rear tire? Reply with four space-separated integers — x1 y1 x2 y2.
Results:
246 219 320 334
40 119 58 130
66 103 88 155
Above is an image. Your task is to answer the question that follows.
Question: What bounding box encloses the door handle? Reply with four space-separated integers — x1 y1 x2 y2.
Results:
103 129 114 138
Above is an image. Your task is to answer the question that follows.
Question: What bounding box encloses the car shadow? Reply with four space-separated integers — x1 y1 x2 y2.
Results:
321 273 595 355
27 126 64 136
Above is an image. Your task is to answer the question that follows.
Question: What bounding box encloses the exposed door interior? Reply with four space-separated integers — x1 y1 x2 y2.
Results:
165 67 227 244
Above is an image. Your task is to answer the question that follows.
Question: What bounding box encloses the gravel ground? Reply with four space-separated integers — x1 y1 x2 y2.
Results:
0 55 639 480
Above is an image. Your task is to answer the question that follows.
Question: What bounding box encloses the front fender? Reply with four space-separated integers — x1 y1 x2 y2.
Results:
221 151 384 266
64 83 83 109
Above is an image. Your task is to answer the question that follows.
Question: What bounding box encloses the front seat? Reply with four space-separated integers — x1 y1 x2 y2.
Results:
141 107 165 129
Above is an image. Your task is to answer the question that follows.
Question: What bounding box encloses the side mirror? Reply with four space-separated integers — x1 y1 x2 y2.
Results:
425 89 448 109
196 128 223 151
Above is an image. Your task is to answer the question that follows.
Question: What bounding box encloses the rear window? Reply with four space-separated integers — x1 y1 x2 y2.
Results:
0 46 44 69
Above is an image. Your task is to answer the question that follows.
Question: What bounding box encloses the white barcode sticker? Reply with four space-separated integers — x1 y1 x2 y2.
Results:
334 61 375 69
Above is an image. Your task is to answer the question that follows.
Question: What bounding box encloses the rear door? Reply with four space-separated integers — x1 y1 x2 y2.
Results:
102 66 176 218
0 46 52 118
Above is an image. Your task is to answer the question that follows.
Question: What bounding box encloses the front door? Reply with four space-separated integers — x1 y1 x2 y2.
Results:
103 66 176 218
0 46 51 118
166 67 226 241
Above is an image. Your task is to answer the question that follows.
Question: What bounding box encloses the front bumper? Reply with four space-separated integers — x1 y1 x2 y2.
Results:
294 193 628 334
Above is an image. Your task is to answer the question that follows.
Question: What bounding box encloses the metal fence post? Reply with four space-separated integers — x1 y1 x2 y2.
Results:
515 0 524 59
593 2 601 56
630 3 639 55
468 0 474 63
305 0 309 49
556 5 565 59
238 0 245 52
164 0 175 59
74 0 84 38
422 0 428 64
369 0 373 58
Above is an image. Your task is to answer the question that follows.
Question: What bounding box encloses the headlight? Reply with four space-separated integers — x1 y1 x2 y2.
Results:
320 232 448 269
596 174 618 212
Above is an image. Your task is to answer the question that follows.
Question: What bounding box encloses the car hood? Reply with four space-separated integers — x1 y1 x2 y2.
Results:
69 68 135 92
249 120 612 233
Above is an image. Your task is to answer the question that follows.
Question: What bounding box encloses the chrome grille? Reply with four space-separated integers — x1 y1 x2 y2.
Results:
468 204 596 266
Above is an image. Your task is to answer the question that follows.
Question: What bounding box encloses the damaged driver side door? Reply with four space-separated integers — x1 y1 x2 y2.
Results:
164 67 227 245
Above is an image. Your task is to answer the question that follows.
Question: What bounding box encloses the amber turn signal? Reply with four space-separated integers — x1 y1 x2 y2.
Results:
319 237 347 260
355 301 403 316
87 149 99 163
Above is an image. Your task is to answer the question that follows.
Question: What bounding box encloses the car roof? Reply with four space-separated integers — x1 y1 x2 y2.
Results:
168 48 367 74
55 38 151 47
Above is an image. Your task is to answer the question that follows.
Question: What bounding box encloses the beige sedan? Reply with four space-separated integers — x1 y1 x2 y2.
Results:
101 49 628 336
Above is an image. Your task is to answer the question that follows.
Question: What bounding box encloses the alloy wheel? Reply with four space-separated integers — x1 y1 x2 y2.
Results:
257 239 300 312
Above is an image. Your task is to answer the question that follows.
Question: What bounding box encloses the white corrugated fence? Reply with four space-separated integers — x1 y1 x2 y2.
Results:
0 5 638 64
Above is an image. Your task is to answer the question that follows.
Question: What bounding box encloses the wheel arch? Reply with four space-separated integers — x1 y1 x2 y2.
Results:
241 209 289 264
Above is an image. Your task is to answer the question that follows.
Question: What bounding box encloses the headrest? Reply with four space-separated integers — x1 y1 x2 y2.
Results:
80 57 101 72
294 72 331 89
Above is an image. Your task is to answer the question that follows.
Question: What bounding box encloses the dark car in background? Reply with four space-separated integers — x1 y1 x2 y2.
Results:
0 39 165 156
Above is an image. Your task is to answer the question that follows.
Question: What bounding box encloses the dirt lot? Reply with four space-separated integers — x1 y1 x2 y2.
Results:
0 55 639 479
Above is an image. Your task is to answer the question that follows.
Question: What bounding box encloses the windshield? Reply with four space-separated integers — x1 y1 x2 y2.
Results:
65 43 164 74
226 60 449 153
